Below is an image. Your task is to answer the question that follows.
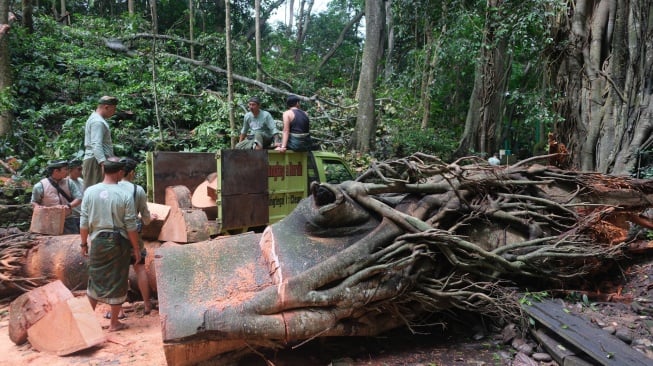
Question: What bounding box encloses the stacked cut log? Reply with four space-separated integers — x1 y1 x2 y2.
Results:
190 172 218 220
8 280 105 355
158 185 210 243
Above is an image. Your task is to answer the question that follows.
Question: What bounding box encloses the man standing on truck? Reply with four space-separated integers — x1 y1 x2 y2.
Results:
277 95 312 152
82 95 119 190
236 96 280 150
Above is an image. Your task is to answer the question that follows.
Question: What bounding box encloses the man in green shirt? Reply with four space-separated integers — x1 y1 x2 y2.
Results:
236 96 280 150
82 95 118 190
80 158 140 332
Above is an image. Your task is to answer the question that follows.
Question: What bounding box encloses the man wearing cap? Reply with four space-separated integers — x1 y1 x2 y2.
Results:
236 96 280 150
276 94 312 152
80 157 141 332
67 159 84 232
31 160 83 234
82 95 119 190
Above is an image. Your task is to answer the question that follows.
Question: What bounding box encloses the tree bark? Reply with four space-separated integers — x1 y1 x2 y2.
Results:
255 0 261 81
22 0 33 33
383 0 393 81
0 0 12 137
189 0 194 60
549 0 653 174
352 0 385 153
294 0 314 63
149 0 158 34
456 0 510 158
225 0 236 148
286 0 295 36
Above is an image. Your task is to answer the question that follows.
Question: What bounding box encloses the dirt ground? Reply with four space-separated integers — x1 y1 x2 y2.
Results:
0 299 512 366
2 256 653 366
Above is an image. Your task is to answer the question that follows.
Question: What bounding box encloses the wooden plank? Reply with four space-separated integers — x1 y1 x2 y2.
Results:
531 328 592 366
523 299 651 366
149 152 217 204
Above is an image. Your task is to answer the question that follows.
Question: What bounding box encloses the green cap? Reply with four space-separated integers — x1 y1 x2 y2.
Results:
98 96 119 105
47 159 69 170
68 159 82 168
103 159 126 173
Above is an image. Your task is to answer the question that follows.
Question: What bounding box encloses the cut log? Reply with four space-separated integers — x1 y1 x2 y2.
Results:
8 280 74 345
27 296 106 355
29 205 65 235
0 234 160 300
140 202 170 240
23 235 89 292
156 232 270 365
191 172 217 220
157 208 210 243
165 185 192 210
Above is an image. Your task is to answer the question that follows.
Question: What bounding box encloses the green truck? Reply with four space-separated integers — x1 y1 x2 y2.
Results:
145 149 353 234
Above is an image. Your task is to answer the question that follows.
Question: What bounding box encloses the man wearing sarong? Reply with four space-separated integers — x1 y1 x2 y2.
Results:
80 158 141 332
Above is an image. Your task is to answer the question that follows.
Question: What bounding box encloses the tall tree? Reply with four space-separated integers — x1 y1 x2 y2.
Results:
225 0 236 148
149 0 158 34
22 0 33 33
285 0 295 36
255 0 261 81
383 0 393 81
189 0 195 60
294 0 314 62
352 0 385 153
0 0 11 137
455 0 509 158
549 0 653 174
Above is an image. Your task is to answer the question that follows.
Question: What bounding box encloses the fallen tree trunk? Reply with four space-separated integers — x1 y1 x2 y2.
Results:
0 233 161 300
156 153 653 365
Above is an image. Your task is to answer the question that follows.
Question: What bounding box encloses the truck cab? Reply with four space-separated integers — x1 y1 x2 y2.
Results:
146 149 353 235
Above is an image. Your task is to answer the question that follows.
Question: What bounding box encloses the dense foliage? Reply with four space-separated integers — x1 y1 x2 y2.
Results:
1 0 583 191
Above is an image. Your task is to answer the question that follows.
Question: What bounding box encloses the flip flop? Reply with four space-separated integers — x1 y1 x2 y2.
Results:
104 311 127 319
107 322 129 332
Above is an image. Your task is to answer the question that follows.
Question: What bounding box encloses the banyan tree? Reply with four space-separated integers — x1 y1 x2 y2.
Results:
156 153 653 364
2 153 652 365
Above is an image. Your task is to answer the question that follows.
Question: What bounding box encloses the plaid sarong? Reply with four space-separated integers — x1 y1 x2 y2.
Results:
86 232 131 305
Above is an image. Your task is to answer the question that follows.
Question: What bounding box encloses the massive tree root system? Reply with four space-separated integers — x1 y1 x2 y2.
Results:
156 154 653 364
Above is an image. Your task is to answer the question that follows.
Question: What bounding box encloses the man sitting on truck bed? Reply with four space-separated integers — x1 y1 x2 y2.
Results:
236 96 280 150
276 94 312 152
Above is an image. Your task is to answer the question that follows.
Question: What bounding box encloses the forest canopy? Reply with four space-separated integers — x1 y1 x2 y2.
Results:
0 0 652 186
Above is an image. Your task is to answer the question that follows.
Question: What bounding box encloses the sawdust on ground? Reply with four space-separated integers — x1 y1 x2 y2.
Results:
0 300 167 366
